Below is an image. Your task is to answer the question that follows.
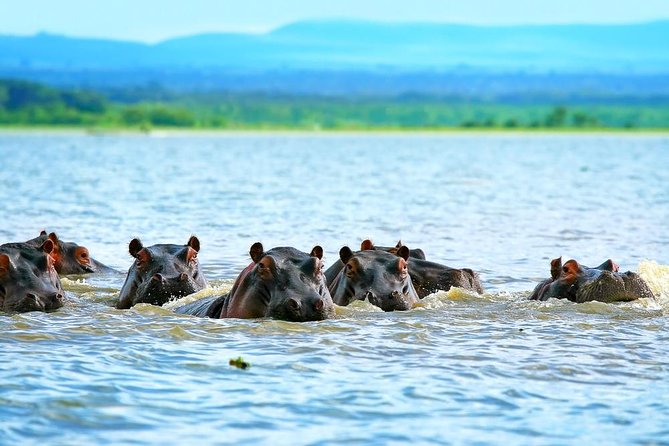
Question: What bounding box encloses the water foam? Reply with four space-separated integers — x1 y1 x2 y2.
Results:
162 280 234 310
638 260 669 304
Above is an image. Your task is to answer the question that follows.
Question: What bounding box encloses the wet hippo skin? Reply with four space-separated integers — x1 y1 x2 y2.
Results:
176 242 334 322
117 236 208 309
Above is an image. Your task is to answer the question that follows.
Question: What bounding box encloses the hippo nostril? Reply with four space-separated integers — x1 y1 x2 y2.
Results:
365 291 374 300
55 293 64 302
314 298 324 311
391 290 401 299
288 298 300 310
151 273 164 283
26 293 38 302
179 273 189 282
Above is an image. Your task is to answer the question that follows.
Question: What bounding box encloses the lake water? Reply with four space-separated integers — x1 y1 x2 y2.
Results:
1 132 669 444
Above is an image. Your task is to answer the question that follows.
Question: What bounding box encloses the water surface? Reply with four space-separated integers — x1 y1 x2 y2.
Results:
1 132 668 444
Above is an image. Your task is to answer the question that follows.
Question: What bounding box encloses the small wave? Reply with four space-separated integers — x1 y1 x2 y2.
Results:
61 277 93 292
163 280 234 310
414 287 494 310
637 260 669 303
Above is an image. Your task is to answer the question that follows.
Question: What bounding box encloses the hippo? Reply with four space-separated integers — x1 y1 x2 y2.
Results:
324 239 424 285
404 257 484 297
528 257 654 303
325 240 483 298
25 231 115 275
176 242 334 322
328 244 420 311
116 236 208 309
0 240 65 312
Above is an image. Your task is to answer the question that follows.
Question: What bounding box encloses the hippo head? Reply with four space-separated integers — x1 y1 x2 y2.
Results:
530 257 654 303
330 245 419 311
223 243 334 322
0 240 65 312
42 232 95 274
117 236 208 309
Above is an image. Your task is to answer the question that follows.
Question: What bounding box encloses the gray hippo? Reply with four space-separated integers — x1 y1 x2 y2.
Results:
325 240 483 298
25 231 115 275
176 242 334 322
528 257 654 303
328 244 420 311
116 236 208 309
324 239 424 285
0 240 65 312
404 257 484 297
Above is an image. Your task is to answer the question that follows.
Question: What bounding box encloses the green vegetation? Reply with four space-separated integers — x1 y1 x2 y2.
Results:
229 356 250 370
1 79 668 131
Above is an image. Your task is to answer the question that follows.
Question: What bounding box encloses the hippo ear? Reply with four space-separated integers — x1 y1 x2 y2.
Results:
40 239 54 254
562 260 581 276
595 259 619 272
0 254 9 275
550 257 562 280
339 246 354 264
129 238 144 258
47 232 60 247
397 245 410 261
187 235 201 252
395 240 403 249
250 242 264 263
360 239 374 251
397 257 408 274
310 246 323 260
40 230 47 236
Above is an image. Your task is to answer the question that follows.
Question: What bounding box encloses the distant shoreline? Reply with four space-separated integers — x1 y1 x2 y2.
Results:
2 126 668 137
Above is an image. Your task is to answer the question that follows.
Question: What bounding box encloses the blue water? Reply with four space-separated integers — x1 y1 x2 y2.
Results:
1 132 668 444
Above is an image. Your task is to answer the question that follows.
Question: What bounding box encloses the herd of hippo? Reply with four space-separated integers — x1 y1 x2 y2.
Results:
0 231 656 320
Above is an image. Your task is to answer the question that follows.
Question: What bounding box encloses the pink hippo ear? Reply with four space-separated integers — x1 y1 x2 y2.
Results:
397 257 408 274
310 246 323 260
187 235 201 252
397 245 410 261
360 239 375 251
250 242 264 263
40 239 55 255
0 254 10 275
561 260 581 284
595 259 619 272
47 232 61 249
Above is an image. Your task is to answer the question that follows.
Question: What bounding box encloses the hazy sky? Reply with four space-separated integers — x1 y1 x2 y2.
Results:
3 0 669 42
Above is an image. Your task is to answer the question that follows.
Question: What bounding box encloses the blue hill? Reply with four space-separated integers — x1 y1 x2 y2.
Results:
1 20 668 73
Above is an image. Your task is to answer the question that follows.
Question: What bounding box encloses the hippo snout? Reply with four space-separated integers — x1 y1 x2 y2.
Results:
20 291 64 312
270 295 333 322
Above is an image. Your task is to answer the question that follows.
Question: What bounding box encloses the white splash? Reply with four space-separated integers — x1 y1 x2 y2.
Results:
637 260 669 304
163 280 234 310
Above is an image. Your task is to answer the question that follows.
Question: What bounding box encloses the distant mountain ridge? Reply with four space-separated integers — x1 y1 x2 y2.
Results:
1 19 669 73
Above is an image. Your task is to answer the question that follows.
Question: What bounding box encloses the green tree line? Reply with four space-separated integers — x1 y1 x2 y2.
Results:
1 79 667 130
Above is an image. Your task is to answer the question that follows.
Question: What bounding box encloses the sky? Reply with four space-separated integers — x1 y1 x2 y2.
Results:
3 0 669 42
